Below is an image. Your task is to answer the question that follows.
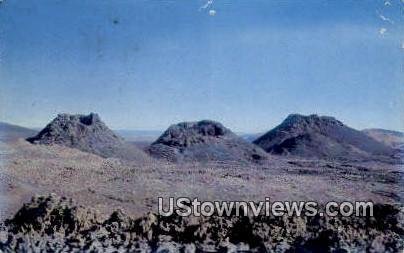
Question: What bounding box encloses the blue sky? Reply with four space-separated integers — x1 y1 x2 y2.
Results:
0 0 402 132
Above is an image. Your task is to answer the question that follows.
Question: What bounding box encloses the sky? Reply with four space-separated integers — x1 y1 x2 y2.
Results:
0 0 402 132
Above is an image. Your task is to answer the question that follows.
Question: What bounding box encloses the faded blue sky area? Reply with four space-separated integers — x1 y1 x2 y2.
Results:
0 0 402 132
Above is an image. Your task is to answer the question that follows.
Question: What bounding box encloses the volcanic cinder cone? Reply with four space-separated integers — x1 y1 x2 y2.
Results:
254 114 398 162
148 120 268 163
27 113 150 162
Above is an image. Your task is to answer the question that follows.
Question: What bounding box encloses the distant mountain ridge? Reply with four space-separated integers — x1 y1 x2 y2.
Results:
240 132 263 142
362 128 404 149
115 129 162 142
148 120 268 163
0 122 37 142
253 114 398 162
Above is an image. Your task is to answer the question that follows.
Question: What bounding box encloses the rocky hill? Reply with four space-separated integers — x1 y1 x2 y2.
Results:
26 113 150 162
253 114 398 162
148 120 268 163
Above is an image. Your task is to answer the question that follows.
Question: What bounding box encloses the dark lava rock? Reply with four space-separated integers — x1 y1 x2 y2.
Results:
254 114 399 163
0 194 403 252
148 120 268 163
27 113 150 162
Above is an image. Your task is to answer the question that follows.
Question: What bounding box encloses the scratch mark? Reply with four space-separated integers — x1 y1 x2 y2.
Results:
377 11 394 24
200 0 214 10
379 27 387 36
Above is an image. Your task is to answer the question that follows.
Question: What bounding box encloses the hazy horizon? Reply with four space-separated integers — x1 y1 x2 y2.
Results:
1 112 403 135
1 0 402 132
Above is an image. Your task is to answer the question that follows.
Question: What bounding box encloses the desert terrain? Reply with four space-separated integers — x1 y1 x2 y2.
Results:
0 114 402 252
0 138 402 220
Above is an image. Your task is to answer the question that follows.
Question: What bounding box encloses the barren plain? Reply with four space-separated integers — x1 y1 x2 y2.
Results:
0 138 402 221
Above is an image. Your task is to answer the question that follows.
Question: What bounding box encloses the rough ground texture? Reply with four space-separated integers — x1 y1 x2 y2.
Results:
254 114 399 163
26 113 150 162
0 194 403 252
1 139 402 220
149 120 268 163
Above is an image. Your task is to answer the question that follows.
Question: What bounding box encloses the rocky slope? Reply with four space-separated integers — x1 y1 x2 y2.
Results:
26 113 150 162
0 194 402 252
148 120 268 163
254 114 398 162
